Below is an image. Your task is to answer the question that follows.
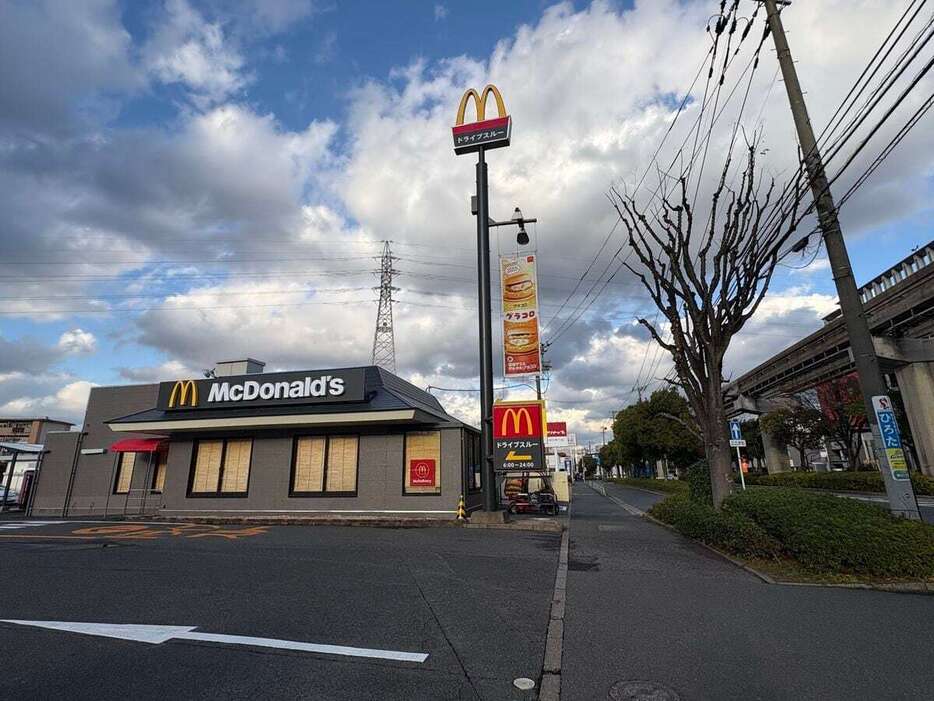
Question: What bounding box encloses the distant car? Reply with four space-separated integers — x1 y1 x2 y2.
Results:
0 487 19 505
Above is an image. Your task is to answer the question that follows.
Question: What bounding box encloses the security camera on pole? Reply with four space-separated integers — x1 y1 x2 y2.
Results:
453 84 512 512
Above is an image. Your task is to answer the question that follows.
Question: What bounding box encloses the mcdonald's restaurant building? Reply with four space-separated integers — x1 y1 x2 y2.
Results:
30 360 483 519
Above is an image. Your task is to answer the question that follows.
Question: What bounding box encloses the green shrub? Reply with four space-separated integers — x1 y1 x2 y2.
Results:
648 495 781 559
687 462 712 505
727 488 934 578
743 470 934 496
606 478 687 494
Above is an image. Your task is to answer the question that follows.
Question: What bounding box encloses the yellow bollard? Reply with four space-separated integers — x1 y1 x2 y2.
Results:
456 494 467 521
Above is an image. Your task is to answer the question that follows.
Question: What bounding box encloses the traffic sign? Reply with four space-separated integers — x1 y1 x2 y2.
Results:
728 419 746 448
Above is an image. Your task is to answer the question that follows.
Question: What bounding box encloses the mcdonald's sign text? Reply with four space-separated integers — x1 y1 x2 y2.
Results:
453 84 511 155
157 369 365 411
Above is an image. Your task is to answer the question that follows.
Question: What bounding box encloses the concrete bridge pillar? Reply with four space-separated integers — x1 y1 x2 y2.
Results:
894 361 934 477
760 424 790 474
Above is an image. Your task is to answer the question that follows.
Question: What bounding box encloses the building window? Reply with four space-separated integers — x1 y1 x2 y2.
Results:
151 451 168 493
464 431 481 492
290 436 358 496
114 452 135 494
405 431 441 495
189 439 252 496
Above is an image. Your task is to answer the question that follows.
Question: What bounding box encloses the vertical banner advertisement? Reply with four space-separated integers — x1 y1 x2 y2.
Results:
871 396 910 481
500 255 542 377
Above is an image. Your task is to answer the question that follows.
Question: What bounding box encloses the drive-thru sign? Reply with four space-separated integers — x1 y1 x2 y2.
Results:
493 400 546 473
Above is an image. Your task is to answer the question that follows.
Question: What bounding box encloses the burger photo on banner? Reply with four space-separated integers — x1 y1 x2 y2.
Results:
500 255 542 377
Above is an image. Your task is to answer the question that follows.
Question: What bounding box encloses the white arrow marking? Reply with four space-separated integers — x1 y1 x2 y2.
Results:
0 620 428 663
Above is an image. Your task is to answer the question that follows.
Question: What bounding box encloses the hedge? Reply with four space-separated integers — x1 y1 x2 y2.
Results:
606 478 688 495
728 488 934 578
648 488 934 578
648 495 781 559
742 470 934 497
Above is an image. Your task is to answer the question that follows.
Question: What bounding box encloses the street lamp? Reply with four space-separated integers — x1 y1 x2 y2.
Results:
513 207 530 246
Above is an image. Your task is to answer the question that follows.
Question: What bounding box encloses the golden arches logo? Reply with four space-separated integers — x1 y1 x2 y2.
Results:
455 84 507 126
168 380 198 408
500 407 534 436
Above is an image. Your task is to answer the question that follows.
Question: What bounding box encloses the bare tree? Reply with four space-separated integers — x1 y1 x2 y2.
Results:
610 143 803 509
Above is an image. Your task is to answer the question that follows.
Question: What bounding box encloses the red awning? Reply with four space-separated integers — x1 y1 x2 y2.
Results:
110 438 166 453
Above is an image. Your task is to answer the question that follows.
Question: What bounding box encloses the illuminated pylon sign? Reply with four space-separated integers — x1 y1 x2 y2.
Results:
492 400 547 473
452 84 512 155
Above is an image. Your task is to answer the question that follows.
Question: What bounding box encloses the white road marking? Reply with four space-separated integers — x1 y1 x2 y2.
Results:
607 495 644 516
0 619 429 663
0 521 69 530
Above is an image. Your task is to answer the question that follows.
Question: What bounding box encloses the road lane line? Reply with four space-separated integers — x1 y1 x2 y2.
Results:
174 631 428 662
1 620 429 664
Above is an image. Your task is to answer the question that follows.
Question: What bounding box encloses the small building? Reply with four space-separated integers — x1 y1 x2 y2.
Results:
0 417 73 497
30 361 483 518
0 417 73 445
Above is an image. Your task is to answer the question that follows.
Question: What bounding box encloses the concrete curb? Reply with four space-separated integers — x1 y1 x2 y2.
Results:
603 481 674 497
143 514 564 533
640 512 934 595
539 526 569 701
742 483 934 506
592 485 933 595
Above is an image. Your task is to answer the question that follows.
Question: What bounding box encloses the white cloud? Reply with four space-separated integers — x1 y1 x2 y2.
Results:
0 0 140 136
57 329 97 354
144 0 247 105
434 4 448 21
117 360 199 383
0 379 96 423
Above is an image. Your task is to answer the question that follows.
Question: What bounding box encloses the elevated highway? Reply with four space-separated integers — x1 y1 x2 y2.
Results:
726 242 934 475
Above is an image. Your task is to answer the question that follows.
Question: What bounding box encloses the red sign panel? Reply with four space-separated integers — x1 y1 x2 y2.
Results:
493 402 545 439
547 422 567 438
409 459 436 487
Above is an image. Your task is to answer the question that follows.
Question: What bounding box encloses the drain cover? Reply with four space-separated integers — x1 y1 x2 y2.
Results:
608 680 681 701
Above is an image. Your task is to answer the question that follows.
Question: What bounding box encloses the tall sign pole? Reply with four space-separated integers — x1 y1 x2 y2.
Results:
762 0 919 518
476 149 495 511
453 85 512 511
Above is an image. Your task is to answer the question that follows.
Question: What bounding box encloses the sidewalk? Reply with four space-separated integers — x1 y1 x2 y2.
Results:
560 483 934 700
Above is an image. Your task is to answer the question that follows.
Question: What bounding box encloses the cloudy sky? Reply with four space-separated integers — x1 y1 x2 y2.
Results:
1 0 931 443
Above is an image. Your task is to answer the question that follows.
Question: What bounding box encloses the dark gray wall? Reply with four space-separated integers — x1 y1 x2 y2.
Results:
29 431 80 516
32 384 160 516
159 428 465 516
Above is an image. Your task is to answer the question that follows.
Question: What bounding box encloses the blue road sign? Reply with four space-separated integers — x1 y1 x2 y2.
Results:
729 420 742 442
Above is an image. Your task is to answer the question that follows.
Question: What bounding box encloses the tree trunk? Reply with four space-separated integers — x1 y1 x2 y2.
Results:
799 445 809 470
704 386 734 510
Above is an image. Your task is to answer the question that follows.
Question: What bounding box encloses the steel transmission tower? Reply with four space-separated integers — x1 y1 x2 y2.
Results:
371 241 398 373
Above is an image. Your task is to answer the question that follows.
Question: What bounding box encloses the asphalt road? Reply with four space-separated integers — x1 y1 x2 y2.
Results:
0 520 559 700
562 482 934 700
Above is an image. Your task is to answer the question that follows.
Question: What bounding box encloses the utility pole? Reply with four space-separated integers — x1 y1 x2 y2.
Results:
535 348 549 400
371 241 398 373
762 0 920 518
